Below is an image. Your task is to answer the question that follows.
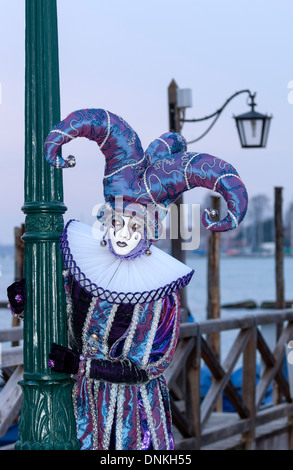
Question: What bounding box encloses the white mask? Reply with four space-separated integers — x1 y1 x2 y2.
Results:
109 215 143 256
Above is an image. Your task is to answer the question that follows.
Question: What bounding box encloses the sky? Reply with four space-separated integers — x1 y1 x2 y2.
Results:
0 0 293 245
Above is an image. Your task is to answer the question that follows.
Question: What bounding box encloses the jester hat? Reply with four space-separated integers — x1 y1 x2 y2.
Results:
44 108 248 234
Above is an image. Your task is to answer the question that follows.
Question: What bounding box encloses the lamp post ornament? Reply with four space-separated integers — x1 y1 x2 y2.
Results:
8 7 248 450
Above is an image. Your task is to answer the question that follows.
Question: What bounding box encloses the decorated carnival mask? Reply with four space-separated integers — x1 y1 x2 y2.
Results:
109 215 144 256
44 108 248 255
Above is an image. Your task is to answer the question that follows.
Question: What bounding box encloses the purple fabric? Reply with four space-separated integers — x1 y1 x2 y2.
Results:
134 151 248 232
108 303 133 349
44 108 248 234
89 358 148 385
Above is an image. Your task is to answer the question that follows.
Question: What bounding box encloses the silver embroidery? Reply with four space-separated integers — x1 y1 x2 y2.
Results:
49 129 75 140
157 137 171 155
85 358 92 378
212 172 242 192
115 385 125 450
141 299 162 369
103 303 119 357
87 378 98 450
157 385 170 450
122 304 142 357
99 110 111 150
147 292 179 372
81 297 97 357
140 384 159 450
183 152 200 190
102 384 118 449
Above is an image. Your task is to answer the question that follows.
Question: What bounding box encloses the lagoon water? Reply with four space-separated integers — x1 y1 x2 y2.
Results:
1 249 293 361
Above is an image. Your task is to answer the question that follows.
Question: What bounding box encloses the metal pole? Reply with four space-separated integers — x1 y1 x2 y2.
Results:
168 79 188 322
16 0 80 450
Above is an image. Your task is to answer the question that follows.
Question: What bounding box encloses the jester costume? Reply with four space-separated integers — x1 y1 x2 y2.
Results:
34 108 247 450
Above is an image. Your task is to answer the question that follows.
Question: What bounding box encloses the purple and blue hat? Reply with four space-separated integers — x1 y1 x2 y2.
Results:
44 108 248 235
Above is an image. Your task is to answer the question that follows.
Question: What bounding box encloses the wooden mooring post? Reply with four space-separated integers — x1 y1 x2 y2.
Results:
12 225 25 338
207 196 221 353
207 196 222 411
274 187 285 310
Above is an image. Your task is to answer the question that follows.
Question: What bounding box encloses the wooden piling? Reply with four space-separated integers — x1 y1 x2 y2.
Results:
274 187 285 310
207 196 222 411
207 196 221 347
12 225 25 341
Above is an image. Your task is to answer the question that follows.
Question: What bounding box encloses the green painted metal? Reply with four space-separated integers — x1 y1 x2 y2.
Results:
15 0 80 450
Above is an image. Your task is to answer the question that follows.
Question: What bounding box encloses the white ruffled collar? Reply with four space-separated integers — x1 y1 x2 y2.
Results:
60 219 194 304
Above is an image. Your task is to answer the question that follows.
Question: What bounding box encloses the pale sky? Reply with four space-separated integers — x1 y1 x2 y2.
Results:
1 0 293 244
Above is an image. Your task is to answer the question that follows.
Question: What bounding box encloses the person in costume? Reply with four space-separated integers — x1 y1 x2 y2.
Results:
7 109 248 450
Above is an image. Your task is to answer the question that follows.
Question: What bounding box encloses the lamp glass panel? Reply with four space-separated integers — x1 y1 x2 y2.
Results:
238 118 263 147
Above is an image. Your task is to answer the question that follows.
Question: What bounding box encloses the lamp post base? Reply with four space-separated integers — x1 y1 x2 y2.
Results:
15 377 81 450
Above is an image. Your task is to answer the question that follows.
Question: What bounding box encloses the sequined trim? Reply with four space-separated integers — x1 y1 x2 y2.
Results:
141 299 162 369
157 138 171 155
122 304 142 357
49 129 75 140
87 379 98 449
213 172 242 192
157 385 170 450
104 154 146 179
227 209 239 228
81 298 97 357
103 303 119 357
85 358 92 378
99 109 111 151
71 380 79 425
136 390 142 450
183 152 200 190
102 384 118 449
140 384 159 450
147 293 179 372
115 385 125 450
142 169 169 212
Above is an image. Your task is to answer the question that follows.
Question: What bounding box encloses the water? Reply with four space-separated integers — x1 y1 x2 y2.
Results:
186 254 293 321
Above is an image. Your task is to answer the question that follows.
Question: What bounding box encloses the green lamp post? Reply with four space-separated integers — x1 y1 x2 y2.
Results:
15 0 80 450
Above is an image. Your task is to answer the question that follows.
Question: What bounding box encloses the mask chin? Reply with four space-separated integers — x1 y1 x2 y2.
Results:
109 226 142 255
108 235 149 260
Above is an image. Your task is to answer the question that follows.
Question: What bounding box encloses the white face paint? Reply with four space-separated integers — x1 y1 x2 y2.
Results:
109 215 143 256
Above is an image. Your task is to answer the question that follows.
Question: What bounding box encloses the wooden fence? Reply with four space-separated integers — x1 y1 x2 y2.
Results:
166 308 293 450
1 309 293 450
0 326 23 443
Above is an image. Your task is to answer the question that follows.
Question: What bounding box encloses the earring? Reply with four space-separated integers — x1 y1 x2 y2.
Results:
100 227 108 247
145 238 151 256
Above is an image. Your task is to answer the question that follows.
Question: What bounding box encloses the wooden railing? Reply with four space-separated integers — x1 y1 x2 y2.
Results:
1 310 293 450
0 326 23 442
166 308 293 450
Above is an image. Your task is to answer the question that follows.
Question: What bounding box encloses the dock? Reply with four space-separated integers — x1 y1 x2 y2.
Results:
166 307 293 450
1 308 293 450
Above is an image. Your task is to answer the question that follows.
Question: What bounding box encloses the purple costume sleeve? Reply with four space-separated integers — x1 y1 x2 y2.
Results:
89 358 148 385
146 293 181 379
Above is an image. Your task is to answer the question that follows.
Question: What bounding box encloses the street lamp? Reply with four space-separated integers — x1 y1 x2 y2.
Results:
234 93 272 148
167 80 272 321
176 86 272 148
